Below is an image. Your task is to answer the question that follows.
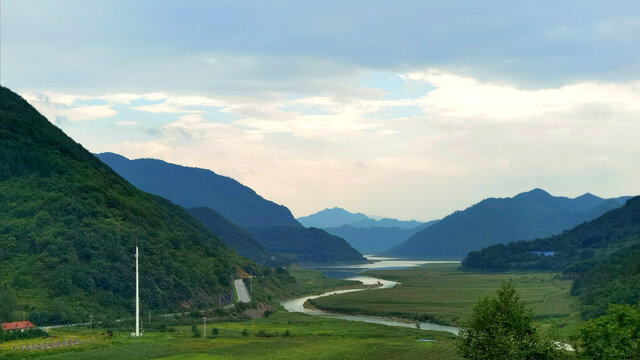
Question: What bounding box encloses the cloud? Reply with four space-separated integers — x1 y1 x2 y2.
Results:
403 70 640 121
17 68 640 220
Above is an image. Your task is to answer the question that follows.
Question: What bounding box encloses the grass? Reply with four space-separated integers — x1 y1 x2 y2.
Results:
308 263 581 335
0 311 460 360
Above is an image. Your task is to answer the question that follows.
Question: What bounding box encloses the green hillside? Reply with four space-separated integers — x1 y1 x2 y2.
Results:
463 196 640 318
0 86 248 325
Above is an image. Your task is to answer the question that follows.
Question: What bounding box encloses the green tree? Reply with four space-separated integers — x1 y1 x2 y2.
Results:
457 281 562 359
576 302 640 360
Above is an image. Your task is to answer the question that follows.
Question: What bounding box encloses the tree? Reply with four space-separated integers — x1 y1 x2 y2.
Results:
576 302 640 360
457 281 562 359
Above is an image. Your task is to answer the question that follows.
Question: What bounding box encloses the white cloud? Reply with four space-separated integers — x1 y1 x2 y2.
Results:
18 70 640 219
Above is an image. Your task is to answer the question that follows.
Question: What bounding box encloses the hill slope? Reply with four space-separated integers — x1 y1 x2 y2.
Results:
0 86 245 324
462 196 640 318
248 226 366 264
97 152 301 228
388 189 629 258
186 206 276 265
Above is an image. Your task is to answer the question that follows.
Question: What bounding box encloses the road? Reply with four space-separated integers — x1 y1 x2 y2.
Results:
234 279 251 303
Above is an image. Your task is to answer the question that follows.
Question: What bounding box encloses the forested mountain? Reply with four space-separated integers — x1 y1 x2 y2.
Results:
0 86 248 324
248 226 366 264
324 221 438 254
463 196 640 318
388 188 630 258
98 154 364 264
186 206 277 265
97 152 301 228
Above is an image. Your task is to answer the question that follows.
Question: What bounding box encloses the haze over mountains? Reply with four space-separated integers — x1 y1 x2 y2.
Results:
98 153 365 265
387 188 631 259
0 86 247 323
298 207 434 253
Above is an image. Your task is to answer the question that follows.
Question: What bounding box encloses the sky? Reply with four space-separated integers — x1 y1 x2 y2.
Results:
2 0 639 221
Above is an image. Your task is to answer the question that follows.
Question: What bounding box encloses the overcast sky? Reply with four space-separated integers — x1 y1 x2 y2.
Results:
2 0 639 220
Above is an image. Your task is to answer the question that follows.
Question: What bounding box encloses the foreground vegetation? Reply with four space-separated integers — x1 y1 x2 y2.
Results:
309 263 579 333
0 311 459 360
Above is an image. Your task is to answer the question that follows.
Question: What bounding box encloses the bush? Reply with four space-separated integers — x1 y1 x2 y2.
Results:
457 281 563 359
241 328 249 337
191 324 201 338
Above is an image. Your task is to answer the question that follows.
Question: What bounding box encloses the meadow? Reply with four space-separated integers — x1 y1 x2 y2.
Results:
309 263 580 335
0 311 459 360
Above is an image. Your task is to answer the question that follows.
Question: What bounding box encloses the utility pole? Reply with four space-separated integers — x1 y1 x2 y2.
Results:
203 317 207 339
135 245 140 337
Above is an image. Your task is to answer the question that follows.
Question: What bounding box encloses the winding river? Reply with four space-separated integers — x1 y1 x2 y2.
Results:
281 257 460 335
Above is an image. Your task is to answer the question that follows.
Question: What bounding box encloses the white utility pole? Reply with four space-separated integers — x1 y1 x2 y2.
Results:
135 246 140 337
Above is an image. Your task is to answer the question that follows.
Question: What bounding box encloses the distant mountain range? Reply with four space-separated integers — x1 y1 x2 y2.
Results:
97 153 301 229
463 196 640 319
298 207 422 229
387 188 631 259
98 153 365 264
297 207 432 253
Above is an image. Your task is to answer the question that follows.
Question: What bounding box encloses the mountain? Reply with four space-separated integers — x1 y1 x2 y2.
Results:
186 206 277 265
297 207 369 228
0 86 247 324
298 207 423 229
387 188 630 259
98 154 364 264
324 220 439 254
297 207 431 253
247 226 365 264
96 152 301 228
462 196 640 318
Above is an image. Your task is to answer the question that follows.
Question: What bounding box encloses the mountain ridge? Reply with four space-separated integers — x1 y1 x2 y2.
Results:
387 189 631 258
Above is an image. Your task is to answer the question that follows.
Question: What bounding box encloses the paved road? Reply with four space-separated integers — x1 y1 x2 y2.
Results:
234 279 251 303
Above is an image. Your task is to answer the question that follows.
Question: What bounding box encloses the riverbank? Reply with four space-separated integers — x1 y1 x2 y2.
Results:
308 263 581 334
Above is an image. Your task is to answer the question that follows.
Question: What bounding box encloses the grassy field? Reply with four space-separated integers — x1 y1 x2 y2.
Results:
0 311 460 360
309 263 581 334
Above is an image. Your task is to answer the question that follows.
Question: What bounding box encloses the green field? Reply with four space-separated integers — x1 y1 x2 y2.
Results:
0 312 459 360
309 263 580 332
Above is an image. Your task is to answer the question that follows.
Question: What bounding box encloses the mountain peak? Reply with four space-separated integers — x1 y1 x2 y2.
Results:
514 188 552 200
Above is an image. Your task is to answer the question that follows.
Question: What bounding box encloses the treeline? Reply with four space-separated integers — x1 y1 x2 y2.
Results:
462 196 640 318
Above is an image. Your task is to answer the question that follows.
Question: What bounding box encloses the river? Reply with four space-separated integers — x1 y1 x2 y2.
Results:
281 256 461 335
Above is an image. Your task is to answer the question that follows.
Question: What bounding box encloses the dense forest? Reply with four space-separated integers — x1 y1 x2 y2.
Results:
0 86 251 324
463 196 640 318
